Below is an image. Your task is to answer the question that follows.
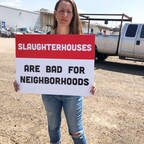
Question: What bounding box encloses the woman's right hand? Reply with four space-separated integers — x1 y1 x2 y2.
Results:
90 83 96 95
13 80 20 92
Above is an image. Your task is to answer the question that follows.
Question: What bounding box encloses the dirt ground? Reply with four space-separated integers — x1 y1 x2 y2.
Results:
0 38 144 144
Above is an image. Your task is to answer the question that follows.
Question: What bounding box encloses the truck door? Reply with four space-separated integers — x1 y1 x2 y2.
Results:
119 24 138 57
134 24 144 59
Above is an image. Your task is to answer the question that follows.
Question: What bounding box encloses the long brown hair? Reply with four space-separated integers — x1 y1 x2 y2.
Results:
53 0 82 34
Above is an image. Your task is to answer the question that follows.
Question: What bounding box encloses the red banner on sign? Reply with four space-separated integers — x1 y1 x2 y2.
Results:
16 34 95 60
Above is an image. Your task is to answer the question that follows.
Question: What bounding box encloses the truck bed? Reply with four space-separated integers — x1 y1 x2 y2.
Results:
96 34 119 55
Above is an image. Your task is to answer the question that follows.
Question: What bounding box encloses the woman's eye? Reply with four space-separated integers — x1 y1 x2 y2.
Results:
60 10 65 13
58 10 65 14
58 10 72 15
67 11 72 14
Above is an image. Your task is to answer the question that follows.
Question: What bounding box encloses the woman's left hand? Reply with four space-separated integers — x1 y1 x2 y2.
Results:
90 83 96 95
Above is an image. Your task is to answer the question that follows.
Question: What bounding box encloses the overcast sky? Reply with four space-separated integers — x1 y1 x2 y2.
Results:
0 0 144 24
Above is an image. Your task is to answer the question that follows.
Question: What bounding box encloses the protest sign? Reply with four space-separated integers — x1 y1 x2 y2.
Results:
16 34 95 96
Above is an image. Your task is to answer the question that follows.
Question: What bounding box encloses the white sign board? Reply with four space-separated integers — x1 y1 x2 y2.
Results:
16 34 95 96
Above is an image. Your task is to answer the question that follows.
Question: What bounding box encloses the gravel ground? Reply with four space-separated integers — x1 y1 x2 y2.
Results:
0 38 144 144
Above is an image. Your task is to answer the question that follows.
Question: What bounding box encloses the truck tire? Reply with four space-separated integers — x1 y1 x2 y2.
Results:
119 56 125 60
95 46 108 61
96 52 108 61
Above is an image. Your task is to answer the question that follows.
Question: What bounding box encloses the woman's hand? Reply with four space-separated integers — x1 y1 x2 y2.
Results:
13 80 20 92
90 83 96 95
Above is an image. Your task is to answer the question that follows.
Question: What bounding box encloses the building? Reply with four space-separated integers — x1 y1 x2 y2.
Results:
0 5 39 30
0 5 54 32
0 5 104 34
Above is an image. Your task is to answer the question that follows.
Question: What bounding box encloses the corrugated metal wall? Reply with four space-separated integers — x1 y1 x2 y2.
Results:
0 5 40 30
40 11 53 32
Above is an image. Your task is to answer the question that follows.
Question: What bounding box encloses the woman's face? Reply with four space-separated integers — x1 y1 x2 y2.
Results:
54 1 73 27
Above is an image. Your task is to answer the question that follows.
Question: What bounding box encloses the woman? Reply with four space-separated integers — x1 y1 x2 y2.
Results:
14 0 96 143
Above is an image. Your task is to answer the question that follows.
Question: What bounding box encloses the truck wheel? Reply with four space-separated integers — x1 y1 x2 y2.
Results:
96 53 108 61
119 56 125 60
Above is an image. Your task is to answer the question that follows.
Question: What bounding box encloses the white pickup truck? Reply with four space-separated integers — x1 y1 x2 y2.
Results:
96 23 144 61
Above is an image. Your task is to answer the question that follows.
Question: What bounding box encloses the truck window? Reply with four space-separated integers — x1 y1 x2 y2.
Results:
140 25 144 38
125 24 138 37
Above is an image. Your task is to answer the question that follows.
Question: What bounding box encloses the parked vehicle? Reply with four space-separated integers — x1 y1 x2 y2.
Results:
0 28 11 37
79 13 144 62
8 27 23 37
16 27 28 34
96 23 144 61
33 30 46 34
